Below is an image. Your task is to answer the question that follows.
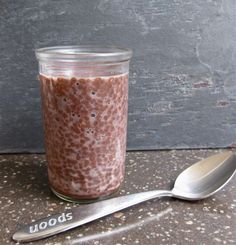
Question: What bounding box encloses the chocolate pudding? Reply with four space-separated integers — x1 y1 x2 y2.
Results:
39 73 128 201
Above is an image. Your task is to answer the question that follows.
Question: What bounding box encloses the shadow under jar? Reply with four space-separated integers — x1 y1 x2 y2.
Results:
35 46 132 203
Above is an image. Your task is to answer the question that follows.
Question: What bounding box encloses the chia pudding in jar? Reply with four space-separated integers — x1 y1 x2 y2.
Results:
35 46 132 202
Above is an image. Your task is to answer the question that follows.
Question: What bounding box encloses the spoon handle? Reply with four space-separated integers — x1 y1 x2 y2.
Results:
13 190 172 242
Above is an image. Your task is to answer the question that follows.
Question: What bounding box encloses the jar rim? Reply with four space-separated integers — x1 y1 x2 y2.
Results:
35 45 132 63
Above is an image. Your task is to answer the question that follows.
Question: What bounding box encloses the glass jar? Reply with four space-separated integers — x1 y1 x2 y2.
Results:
35 46 132 203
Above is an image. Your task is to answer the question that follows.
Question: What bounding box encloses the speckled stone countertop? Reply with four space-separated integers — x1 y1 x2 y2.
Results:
1 150 236 245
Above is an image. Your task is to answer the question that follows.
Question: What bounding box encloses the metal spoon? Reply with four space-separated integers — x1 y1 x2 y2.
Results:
13 151 236 242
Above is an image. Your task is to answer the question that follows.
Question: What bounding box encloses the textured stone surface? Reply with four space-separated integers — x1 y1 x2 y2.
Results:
0 1 236 152
0 150 236 244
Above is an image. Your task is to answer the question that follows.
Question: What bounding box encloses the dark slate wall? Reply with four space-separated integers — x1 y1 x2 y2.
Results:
0 0 236 152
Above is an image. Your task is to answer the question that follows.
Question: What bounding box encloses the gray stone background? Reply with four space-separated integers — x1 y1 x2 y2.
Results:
0 0 236 153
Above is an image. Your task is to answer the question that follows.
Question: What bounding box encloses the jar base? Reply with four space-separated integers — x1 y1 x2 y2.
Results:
50 186 122 204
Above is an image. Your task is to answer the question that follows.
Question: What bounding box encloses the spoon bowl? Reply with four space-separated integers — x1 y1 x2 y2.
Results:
172 152 236 200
